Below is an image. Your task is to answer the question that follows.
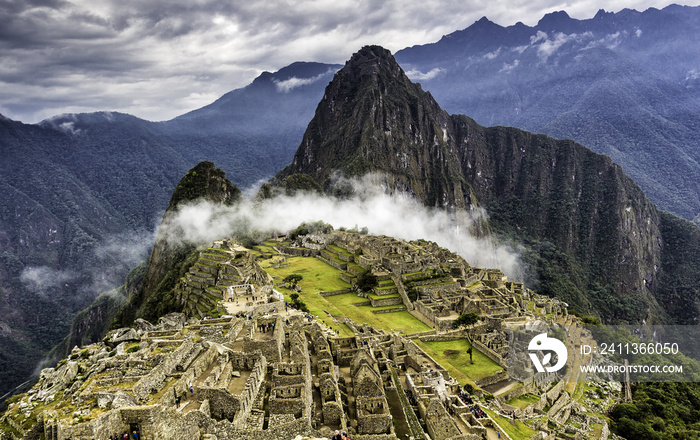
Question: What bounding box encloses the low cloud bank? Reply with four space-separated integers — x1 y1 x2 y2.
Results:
160 176 523 279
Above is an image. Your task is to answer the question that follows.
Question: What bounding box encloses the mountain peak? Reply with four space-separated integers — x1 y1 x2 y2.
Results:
167 161 240 211
537 10 573 28
278 45 466 207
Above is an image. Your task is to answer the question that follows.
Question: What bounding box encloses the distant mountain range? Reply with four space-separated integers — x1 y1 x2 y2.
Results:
3 4 700 400
396 4 700 220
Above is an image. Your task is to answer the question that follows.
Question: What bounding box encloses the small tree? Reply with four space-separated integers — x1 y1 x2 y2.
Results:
356 270 378 292
283 274 303 289
454 312 480 327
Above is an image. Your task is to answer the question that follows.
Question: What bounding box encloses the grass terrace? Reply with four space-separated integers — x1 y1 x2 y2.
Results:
483 407 537 440
413 339 503 383
261 255 431 336
328 244 353 257
506 393 541 409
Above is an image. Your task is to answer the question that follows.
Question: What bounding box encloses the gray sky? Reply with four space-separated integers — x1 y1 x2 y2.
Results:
1 0 697 123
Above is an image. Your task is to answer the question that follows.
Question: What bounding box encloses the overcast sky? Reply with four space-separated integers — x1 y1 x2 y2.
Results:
1 0 697 124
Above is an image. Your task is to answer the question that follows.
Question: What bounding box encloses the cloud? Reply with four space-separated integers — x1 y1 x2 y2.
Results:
484 48 501 60
88 229 155 295
500 59 520 72
273 69 335 93
536 32 572 60
158 175 523 279
405 67 445 81
20 266 80 297
530 30 600 60
1 0 674 124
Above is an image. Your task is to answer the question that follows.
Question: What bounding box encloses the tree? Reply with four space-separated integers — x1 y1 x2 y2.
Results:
283 274 303 289
454 312 480 327
356 270 378 292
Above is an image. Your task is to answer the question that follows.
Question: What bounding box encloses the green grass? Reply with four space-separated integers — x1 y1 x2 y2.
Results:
506 393 540 409
413 339 503 383
328 244 353 257
367 292 400 300
262 255 430 335
347 262 364 273
483 407 537 440
266 256 351 292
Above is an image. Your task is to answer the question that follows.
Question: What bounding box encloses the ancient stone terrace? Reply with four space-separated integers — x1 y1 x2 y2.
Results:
175 239 273 319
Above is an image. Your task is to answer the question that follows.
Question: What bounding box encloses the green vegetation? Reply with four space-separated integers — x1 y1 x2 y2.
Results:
356 270 378 292
453 312 480 327
610 382 700 439
507 393 540 409
413 339 502 383
168 161 240 209
288 220 333 240
483 407 537 440
263 255 430 335
283 274 303 288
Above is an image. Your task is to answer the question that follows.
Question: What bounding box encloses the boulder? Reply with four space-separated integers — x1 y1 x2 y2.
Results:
112 391 138 409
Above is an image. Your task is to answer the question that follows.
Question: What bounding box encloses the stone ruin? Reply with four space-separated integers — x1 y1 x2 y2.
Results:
2 306 542 440
1 232 615 440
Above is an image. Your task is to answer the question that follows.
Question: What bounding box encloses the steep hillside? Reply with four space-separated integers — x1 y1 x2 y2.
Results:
279 45 699 324
114 161 241 328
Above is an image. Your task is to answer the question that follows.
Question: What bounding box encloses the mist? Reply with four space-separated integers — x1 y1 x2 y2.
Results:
159 175 523 279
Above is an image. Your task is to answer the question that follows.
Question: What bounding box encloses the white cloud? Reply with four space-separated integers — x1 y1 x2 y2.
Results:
273 69 335 93
20 266 80 297
530 30 548 44
405 67 445 81
635 28 642 37
537 32 571 60
500 59 520 72
484 48 501 60
0 0 695 123
532 31 598 60
158 174 523 279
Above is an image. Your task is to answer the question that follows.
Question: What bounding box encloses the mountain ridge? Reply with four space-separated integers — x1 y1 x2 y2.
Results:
395 4 700 220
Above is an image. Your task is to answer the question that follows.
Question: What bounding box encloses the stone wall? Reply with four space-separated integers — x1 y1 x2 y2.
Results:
371 307 407 314
370 296 403 307
390 273 414 311
474 371 508 388
322 400 343 425
242 317 284 362
316 255 347 271
248 299 285 316
275 244 319 257
198 388 239 421
418 333 467 343
356 397 391 434
133 337 195 401
339 272 356 284
319 289 353 297
232 354 267 428
269 385 306 417
470 338 504 367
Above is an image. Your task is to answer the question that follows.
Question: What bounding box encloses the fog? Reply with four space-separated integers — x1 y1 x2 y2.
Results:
159 175 523 279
